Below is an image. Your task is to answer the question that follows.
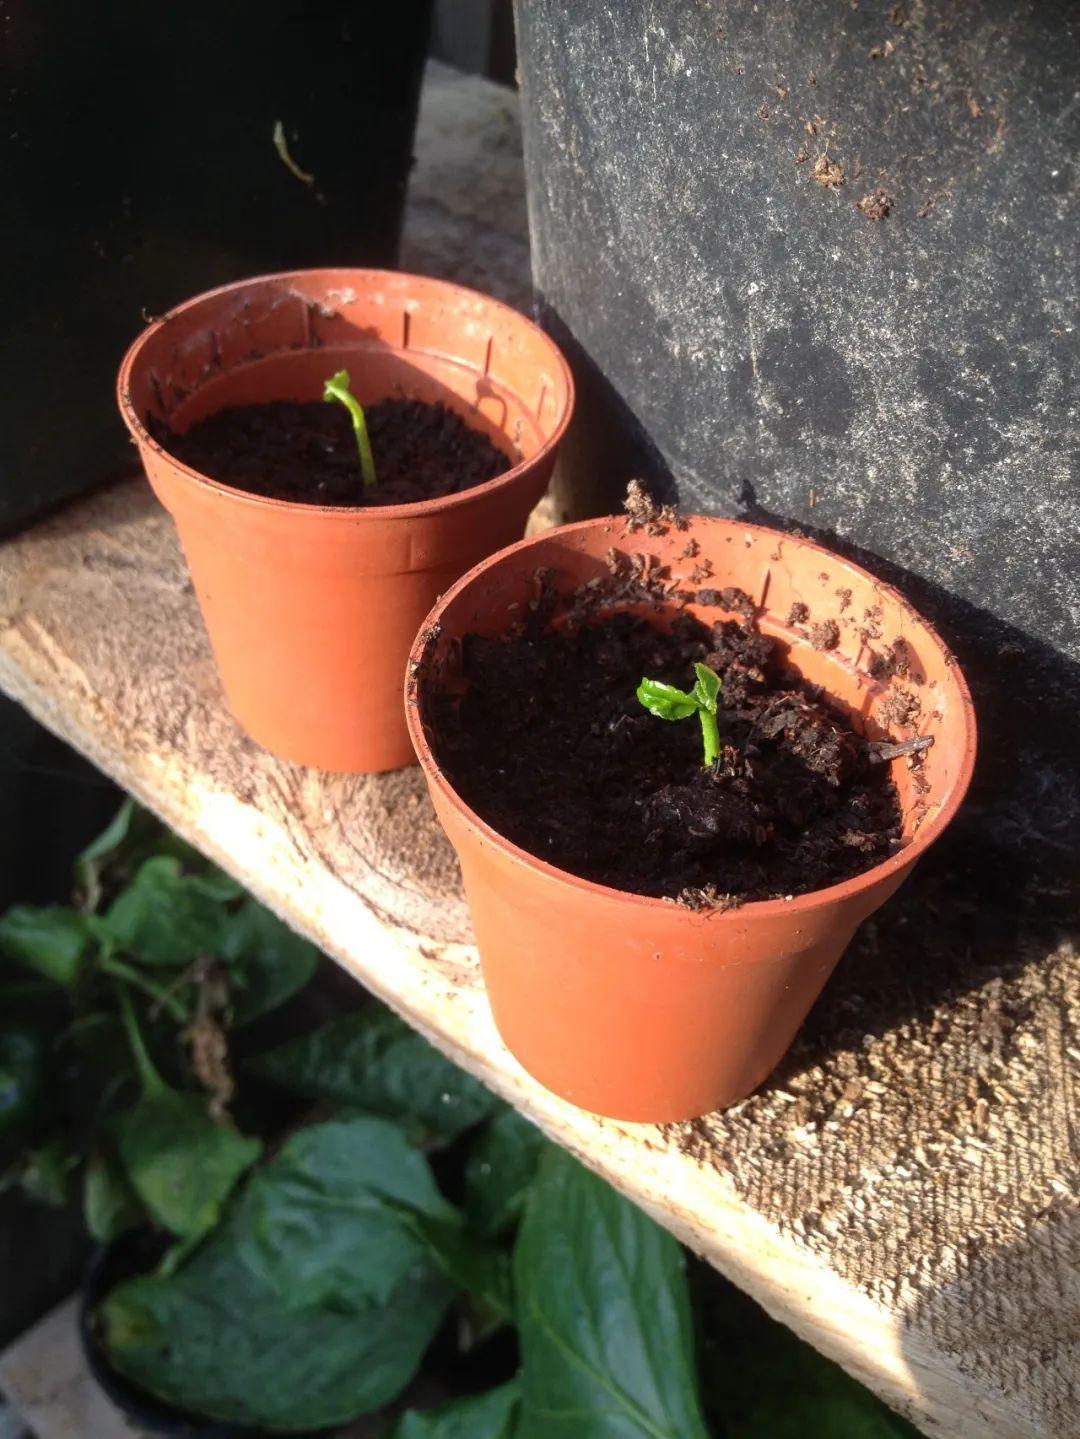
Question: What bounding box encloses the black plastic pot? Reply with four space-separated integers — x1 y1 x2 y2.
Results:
2 0 433 535
515 0 1080 914
0 1186 87 1354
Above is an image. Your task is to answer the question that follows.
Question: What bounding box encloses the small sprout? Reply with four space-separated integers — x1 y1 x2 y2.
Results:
637 662 722 768
323 369 377 489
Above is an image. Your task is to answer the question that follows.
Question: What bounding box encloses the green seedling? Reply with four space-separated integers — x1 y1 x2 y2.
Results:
323 369 377 489
637 662 722 768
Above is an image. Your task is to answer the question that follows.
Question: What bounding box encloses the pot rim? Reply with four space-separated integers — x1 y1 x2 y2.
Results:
116 267 575 522
406 514 979 921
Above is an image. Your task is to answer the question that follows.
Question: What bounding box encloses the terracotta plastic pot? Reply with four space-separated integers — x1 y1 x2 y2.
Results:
118 270 574 772
407 515 977 1122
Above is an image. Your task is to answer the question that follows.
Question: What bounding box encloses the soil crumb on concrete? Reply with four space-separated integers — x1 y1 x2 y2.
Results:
856 189 892 221
812 154 846 188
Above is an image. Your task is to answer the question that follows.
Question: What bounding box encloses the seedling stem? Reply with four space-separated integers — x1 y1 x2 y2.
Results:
323 369 377 489
637 662 722 768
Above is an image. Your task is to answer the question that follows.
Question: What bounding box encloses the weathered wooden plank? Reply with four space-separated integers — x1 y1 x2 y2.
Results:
3 439 1077 1439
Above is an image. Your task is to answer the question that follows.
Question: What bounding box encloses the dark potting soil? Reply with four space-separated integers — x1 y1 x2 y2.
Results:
151 398 511 507
428 605 904 906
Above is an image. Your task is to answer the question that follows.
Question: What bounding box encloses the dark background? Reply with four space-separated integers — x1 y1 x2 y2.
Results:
0 0 439 1351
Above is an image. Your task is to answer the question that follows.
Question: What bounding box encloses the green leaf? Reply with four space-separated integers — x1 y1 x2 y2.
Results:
514 1150 708 1439
248 1009 500 1145
727 1391 919 1438
0 1024 45 1135
85 1151 144 1242
75 801 231 912
0 905 95 986
237 1116 457 1311
466 1109 552 1240
187 870 244 904
691 662 721 713
218 899 318 1025
405 1211 514 1325
100 1207 452 1430
74 798 141 911
391 1383 521 1439
114 1088 260 1241
20 1139 80 1206
323 368 377 488
639 666 722 767
692 1266 921 1438
635 678 699 722
101 857 229 966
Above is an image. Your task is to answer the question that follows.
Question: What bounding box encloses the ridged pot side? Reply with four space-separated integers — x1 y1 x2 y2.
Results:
407 514 976 1121
119 269 574 772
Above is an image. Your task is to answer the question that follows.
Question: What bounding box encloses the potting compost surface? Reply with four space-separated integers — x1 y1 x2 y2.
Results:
429 601 903 904
153 398 510 507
